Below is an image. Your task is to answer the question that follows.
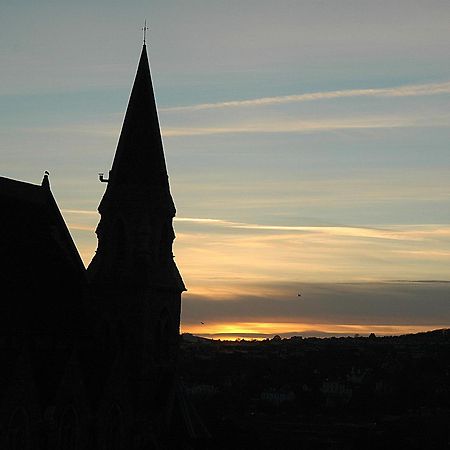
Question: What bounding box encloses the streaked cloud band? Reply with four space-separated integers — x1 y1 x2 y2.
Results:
23 114 449 139
162 81 450 113
63 210 450 243
163 114 450 137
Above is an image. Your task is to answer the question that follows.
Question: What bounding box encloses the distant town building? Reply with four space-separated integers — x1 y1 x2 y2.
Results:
186 384 219 398
320 380 353 407
260 389 296 405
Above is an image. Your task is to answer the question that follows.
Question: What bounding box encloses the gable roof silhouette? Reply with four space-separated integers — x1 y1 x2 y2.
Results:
0 175 87 336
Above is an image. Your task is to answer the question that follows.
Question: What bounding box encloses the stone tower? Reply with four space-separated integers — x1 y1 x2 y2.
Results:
87 43 186 440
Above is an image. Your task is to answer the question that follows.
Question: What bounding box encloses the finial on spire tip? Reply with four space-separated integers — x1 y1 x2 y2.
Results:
142 20 148 45
42 171 50 189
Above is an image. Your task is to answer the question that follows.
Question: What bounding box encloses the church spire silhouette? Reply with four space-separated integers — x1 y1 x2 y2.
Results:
88 43 183 291
97 41 176 220
101 43 171 197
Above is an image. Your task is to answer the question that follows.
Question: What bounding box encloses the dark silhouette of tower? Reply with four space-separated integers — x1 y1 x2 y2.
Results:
87 42 187 446
0 44 207 450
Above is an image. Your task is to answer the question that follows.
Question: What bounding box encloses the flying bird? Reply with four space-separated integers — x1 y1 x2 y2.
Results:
200 322 205 325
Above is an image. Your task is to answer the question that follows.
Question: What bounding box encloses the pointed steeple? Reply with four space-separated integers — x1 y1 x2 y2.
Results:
100 44 173 213
88 43 184 292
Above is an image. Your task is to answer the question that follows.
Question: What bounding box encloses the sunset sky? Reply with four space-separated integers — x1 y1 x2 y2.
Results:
1 0 450 338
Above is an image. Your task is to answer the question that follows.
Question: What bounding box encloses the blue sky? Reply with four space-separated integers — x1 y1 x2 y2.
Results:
1 0 449 337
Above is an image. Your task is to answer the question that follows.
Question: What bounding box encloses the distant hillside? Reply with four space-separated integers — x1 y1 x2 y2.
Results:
182 327 450 342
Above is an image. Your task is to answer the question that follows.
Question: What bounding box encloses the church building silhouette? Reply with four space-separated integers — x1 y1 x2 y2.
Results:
0 43 207 449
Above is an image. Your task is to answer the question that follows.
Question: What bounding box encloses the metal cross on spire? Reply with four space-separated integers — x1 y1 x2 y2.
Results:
142 20 149 45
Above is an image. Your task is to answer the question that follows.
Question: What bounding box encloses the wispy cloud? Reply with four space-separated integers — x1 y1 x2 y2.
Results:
163 114 450 137
173 220 450 290
71 212 414 240
66 224 95 232
174 216 445 241
174 217 229 225
18 109 450 139
36 114 446 138
162 81 450 113
62 208 98 215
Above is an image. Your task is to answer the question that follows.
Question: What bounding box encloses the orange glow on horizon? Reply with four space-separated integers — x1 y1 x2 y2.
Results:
181 321 447 339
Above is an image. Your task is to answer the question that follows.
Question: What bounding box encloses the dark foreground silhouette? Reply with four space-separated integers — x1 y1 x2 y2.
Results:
0 43 195 449
180 329 450 450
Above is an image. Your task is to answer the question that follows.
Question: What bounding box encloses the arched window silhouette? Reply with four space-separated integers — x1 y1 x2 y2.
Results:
154 309 171 362
7 409 28 450
106 404 122 450
59 406 78 450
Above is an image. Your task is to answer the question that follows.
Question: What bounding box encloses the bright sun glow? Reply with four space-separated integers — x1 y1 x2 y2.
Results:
181 322 446 340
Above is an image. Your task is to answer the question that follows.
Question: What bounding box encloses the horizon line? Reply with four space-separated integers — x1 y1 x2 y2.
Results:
183 326 450 341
